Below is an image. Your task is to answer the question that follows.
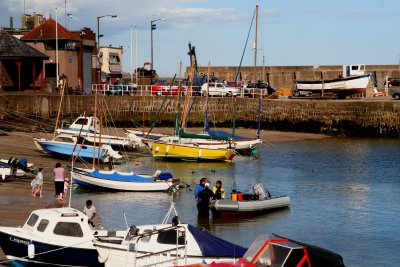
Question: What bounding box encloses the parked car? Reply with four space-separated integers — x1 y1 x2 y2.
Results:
244 82 275 97
201 82 241 97
106 81 137 95
385 78 400 87
150 80 187 96
391 90 400 100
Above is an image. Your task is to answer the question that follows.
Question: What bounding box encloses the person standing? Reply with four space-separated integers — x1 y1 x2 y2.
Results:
212 180 225 200
194 178 207 205
33 168 44 197
197 182 214 217
84 200 96 227
53 163 65 200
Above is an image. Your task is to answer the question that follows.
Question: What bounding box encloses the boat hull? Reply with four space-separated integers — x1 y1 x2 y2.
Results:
34 139 109 162
212 196 290 216
152 142 235 162
72 168 175 192
0 231 102 267
296 74 371 97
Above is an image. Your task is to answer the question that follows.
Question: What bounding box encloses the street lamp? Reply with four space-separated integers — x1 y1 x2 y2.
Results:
67 13 72 30
150 18 166 82
97 14 117 49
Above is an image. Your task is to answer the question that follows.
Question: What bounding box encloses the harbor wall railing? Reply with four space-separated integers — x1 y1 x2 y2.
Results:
0 95 399 137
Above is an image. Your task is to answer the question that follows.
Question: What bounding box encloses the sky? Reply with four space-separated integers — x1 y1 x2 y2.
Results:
1 0 399 77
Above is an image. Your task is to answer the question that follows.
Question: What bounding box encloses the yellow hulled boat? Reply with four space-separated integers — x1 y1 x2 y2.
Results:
152 141 235 162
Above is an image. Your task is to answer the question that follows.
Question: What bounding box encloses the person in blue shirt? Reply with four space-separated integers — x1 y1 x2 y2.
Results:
194 178 207 214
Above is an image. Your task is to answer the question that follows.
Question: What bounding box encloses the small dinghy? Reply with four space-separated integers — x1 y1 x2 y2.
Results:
211 183 290 217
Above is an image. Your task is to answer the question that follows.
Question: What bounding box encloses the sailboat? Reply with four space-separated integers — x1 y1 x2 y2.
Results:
149 63 237 162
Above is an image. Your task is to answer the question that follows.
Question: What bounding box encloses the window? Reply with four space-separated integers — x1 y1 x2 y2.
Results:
26 213 39 227
351 65 359 71
37 219 49 232
140 229 153 243
157 229 185 245
53 222 84 237
109 54 120 65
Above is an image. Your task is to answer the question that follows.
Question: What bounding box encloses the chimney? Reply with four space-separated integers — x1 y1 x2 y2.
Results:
10 17 13 29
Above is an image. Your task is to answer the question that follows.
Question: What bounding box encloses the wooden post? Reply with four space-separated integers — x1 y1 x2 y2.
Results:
15 61 22 91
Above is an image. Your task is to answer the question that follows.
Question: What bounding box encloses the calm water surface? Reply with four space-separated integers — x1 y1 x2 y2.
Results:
71 138 400 267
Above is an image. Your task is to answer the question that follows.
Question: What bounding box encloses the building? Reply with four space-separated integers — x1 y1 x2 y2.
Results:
20 18 96 93
98 46 123 83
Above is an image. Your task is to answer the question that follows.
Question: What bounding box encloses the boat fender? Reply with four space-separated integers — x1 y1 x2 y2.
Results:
28 240 35 259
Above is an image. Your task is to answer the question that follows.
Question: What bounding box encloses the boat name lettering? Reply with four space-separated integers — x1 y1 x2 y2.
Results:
10 236 29 246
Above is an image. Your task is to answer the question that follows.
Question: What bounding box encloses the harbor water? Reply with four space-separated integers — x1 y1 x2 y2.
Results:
68 137 400 267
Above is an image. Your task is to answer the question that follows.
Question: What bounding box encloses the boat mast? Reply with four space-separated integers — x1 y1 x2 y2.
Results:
204 62 210 133
253 4 259 83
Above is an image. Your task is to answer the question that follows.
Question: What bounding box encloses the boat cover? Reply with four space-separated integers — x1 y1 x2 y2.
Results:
157 172 173 180
187 224 247 257
274 234 345 267
87 169 156 182
0 162 10 168
208 130 251 141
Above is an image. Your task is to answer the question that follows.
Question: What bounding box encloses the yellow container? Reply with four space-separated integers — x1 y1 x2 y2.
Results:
231 193 237 201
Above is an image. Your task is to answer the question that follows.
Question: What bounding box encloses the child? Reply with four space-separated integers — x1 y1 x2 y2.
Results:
63 178 70 199
31 177 38 196
83 200 96 227
32 168 44 197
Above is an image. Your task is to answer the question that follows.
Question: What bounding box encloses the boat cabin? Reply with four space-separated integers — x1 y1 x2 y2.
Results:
342 64 365 77
56 116 100 135
21 208 94 247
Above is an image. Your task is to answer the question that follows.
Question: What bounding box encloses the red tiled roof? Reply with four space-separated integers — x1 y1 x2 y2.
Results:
21 18 79 41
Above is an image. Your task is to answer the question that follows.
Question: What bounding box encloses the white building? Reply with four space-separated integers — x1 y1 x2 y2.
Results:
98 46 123 83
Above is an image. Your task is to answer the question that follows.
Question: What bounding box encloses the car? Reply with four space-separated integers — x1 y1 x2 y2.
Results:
106 81 137 95
150 80 187 96
244 82 275 97
385 78 400 87
201 82 241 97
391 90 400 100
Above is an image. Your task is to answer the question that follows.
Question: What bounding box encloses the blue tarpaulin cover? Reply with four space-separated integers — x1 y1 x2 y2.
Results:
187 224 247 257
208 130 251 141
89 170 155 182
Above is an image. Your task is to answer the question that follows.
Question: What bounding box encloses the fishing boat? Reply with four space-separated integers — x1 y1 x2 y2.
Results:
0 207 104 266
33 134 122 163
93 203 247 267
71 167 180 192
56 116 139 151
295 64 371 99
211 183 290 217
177 233 345 267
151 141 235 162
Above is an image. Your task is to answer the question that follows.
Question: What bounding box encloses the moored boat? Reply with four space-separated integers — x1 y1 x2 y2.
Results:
211 183 290 216
94 219 247 267
56 116 139 151
71 167 179 192
151 141 235 162
176 233 345 267
0 207 103 266
34 134 122 163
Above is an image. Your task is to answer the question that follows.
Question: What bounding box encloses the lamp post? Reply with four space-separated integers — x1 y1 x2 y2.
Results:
97 14 117 50
150 18 166 83
67 13 72 30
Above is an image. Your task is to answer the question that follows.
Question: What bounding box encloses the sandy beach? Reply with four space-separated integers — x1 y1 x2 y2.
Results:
0 129 328 264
